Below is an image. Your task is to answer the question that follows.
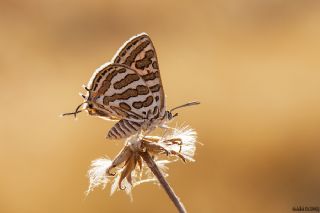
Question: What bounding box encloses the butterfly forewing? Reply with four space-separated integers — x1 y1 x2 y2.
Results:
112 33 166 118
87 63 158 122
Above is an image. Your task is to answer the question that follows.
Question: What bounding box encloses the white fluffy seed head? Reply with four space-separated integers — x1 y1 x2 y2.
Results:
86 157 113 195
86 125 198 197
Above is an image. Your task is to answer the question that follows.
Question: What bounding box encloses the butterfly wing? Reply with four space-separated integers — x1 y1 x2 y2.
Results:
87 63 158 121
107 119 143 139
112 33 166 119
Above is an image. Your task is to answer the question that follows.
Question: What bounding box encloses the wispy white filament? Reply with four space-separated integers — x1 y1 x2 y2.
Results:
161 126 197 162
87 158 113 195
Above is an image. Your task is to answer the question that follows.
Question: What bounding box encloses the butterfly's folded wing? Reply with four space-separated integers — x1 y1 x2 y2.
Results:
112 33 166 118
87 63 158 121
107 119 143 139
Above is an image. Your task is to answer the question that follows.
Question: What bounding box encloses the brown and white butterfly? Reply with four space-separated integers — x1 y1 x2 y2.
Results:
64 33 199 139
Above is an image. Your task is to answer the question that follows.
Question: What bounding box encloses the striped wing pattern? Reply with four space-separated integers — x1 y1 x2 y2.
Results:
87 33 165 139
107 119 142 139
112 33 166 118
88 64 158 120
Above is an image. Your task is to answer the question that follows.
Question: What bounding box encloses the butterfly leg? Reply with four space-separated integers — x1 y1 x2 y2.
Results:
141 126 156 142
163 138 183 152
158 125 184 152
141 140 186 162
158 124 175 140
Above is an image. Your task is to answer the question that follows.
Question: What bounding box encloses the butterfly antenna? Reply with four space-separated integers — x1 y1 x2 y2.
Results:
170 101 200 113
62 102 86 118
169 101 200 118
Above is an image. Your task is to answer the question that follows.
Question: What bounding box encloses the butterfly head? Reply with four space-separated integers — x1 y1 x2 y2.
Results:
62 86 104 118
85 102 97 115
165 111 178 121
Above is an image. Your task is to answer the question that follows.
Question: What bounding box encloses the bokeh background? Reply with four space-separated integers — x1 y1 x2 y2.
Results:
1 0 320 212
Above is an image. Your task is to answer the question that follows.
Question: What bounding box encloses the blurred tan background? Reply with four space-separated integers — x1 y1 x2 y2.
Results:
1 0 320 212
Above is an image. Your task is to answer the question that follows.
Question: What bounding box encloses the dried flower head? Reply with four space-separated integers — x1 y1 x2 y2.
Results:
87 126 197 197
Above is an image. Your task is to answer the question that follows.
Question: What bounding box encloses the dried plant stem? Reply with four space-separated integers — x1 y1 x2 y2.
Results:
140 151 187 213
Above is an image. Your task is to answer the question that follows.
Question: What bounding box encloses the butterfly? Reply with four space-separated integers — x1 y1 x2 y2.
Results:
63 33 199 139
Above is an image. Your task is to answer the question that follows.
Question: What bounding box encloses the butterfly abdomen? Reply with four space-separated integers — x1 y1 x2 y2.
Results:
107 119 142 139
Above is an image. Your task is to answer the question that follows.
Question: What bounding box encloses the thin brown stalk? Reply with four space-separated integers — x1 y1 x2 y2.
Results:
140 151 187 213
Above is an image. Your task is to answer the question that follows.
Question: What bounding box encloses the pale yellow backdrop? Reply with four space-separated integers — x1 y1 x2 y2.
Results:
1 1 320 213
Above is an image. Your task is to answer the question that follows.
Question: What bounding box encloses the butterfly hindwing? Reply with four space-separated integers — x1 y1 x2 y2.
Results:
112 33 166 118
107 119 143 139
